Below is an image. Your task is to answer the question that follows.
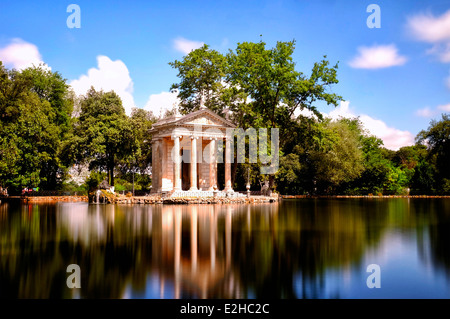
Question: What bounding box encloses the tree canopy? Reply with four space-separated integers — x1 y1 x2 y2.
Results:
0 43 449 196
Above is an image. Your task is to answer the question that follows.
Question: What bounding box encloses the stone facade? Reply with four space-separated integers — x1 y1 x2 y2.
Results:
150 108 238 197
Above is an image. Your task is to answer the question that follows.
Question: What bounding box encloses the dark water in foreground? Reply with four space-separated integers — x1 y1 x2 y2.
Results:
0 199 449 299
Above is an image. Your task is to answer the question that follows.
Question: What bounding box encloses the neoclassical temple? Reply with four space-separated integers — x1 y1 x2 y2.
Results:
150 107 237 196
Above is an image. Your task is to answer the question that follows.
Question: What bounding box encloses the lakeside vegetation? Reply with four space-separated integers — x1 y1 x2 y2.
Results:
1 40 449 195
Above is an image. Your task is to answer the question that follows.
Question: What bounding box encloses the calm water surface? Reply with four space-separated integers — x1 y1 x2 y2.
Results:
0 198 449 298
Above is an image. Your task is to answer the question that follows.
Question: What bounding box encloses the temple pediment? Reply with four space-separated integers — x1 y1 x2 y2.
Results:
177 109 235 128
151 108 235 131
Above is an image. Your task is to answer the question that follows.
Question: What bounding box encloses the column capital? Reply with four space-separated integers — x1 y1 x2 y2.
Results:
190 135 199 140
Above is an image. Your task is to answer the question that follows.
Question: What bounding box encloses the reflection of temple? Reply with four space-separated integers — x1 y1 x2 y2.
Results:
156 205 236 298
149 108 237 195
57 203 273 298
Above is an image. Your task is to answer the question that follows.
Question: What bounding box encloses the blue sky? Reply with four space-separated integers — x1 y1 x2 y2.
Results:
1 0 450 149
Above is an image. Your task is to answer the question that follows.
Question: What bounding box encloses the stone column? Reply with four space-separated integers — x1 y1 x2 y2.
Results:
161 138 168 191
155 139 162 192
190 136 198 191
151 140 157 193
224 137 232 192
209 138 217 191
173 136 181 191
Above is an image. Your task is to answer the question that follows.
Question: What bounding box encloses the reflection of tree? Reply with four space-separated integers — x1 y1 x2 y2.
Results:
0 202 68 298
1 199 425 299
0 203 155 298
231 199 391 298
416 199 450 280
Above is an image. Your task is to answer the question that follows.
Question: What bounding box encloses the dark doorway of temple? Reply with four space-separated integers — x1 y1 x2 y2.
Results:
182 149 190 190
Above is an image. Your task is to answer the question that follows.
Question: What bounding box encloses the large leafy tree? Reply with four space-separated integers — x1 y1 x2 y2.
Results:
417 113 450 193
116 107 156 175
68 87 135 186
310 119 364 194
0 62 73 190
20 65 74 188
226 40 341 141
170 40 342 191
169 44 229 114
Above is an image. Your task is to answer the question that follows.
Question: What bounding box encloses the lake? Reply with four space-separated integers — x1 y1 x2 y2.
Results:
0 198 449 299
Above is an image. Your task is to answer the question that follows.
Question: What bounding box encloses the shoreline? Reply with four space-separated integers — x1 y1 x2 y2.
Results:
0 195 279 204
281 195 450 199
1 194 450 204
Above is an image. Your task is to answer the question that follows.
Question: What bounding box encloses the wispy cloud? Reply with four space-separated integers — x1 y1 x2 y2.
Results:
349 44 407 69
438 103 450 112
407 10 450 63
0 38 49 70
415 107 436 118
407 10 450 43
415 103 450 118
173 37 204 55
70 55 135 115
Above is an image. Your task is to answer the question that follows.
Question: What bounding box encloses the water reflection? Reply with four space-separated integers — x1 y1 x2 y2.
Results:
0 199 449 298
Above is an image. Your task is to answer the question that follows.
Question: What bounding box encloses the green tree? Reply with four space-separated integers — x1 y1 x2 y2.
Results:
310 119 364 194
417 113 450 193
275 152 303 194
169 44 228 114
68 87 135 187
115 107 156 192
0 62 73 190
170 40 342 191
129 107 156 172
226 40 341 139
21 65 74 188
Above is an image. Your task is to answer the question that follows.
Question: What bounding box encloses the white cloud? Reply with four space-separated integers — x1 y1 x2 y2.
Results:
415 106 436 118
327 101 414 150
407 10 450 63
70 55 135 115
144 90 180 117
416 103 450 117
173 37 204 55
0 38 49 70
407 10 450 43
426 43 450 63
438 103 450 112
349 44 407 69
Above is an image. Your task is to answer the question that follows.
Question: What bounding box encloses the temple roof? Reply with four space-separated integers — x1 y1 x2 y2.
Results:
150 108 236 133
